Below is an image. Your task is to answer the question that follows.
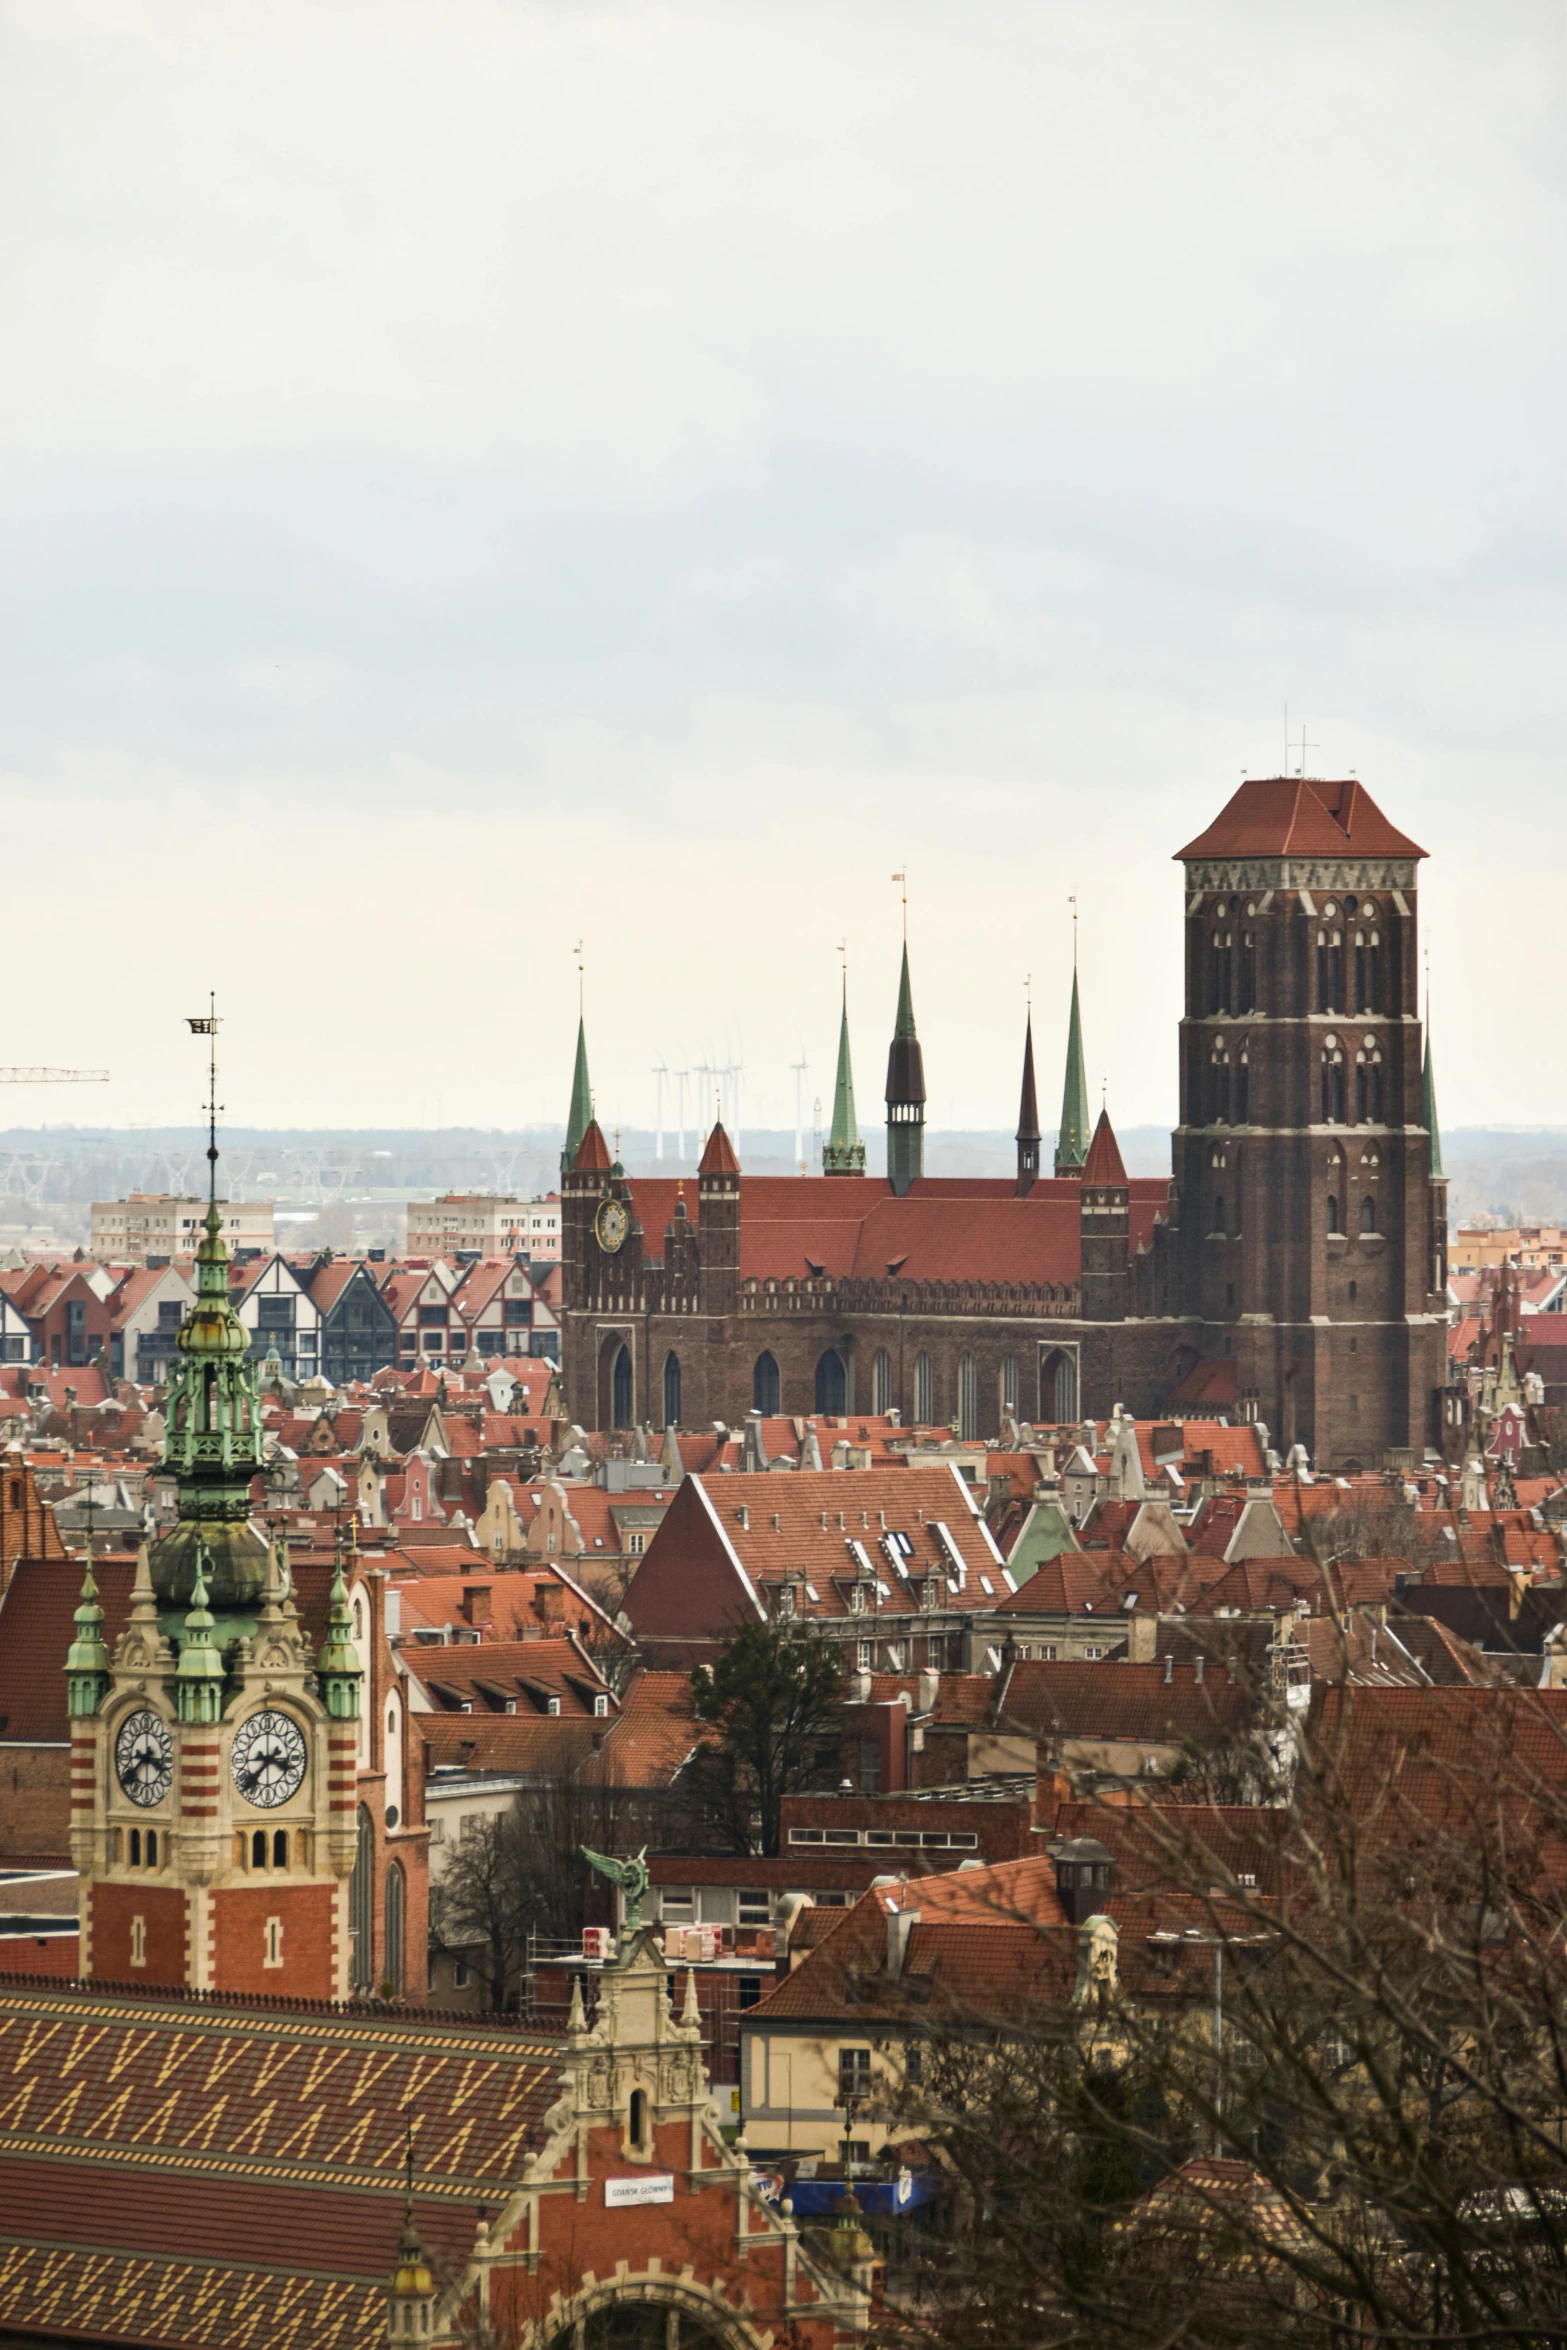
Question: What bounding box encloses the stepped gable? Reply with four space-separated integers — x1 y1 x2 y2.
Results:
570 1120 612 1174
1081 1108 1127 1187
1176 776 1426 863
697 1120 739 1176
0 1980 559 2350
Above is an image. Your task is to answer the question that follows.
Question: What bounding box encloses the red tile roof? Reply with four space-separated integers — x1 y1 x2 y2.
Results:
698 1121 740 1175
572 1121 612 1174
1175 777 1426 862
1081 1109 1127 1186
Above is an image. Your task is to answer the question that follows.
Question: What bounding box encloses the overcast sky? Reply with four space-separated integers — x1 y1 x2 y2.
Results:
1 0 1562 1142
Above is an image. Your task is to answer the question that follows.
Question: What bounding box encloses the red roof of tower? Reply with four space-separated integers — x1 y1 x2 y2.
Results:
1081 1108 1127 1185
1176 778 1426 862
571 1120 612 1174
698 1121 740 1176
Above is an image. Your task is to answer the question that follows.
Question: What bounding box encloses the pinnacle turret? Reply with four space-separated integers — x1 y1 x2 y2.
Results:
563 1017 593 1176
1423 1014 1445 1183
174 1548 225 1724
823 978 865 1176
884 943 926 1197
1016 1013 1041 1193
65 1546 111 1718
1054 967 1091 1175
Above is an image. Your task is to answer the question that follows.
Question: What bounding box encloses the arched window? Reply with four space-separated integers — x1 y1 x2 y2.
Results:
1213 1194 1225 1236
1356 1038 1384 1125
871 1348 892 1416
272 1829 288 1868
611 1344 633 1430
252 1828 267 1869
1355 922 1382 1012
914 1353 934 1425
349 1805 374 1991
629 2087 649 2150
1239 930 1256 1013
1361 1194 1377 1234
1317 926 1344 1012
129 1827 141 1866
661 1350 681 1429
956 1353 977 1441
815 1349 847 1417
753 1350 780 1416
999 1354 1018 1420
1320 1036 1346 1124
1327 1195 1341 1235
1235 1047 1250 1124
1209 1044 1230 1124
1042 1347 1078 1423
384 1861 405 1994
145 1830 157 1866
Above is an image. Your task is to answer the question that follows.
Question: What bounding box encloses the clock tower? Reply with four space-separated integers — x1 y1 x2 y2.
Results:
69 1048 362 1997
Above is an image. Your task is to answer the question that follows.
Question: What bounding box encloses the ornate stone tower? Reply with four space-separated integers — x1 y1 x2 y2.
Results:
884 944 926 1197
1173 777 1448 1468
69 1014 362 1996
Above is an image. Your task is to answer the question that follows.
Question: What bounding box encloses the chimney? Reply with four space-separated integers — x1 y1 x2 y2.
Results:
1053 1837 1115 1927
463 1584 493 1627
1162 1652 1173 1684
1194 1655 1205 1684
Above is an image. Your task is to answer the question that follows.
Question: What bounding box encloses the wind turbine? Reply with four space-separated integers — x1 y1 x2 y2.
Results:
791 1053 808 1174
652 1060 668 1162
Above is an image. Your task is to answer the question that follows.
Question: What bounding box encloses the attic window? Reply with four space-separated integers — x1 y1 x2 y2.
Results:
979 1576 994 1596
547 1696 561 1716
804 1583 820 1602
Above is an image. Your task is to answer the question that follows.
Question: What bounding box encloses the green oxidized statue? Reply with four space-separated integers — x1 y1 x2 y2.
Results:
581 1846 650 1934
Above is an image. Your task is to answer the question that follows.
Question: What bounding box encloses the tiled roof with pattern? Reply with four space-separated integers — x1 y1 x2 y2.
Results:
0 1981 560 2350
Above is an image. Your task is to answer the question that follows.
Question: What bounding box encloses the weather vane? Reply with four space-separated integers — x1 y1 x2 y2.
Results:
185 994 222 1194
891 870 908 939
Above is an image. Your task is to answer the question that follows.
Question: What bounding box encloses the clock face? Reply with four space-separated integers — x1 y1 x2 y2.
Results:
595 1198 629 1254
231 1710 308 1809
115 1710 174 1808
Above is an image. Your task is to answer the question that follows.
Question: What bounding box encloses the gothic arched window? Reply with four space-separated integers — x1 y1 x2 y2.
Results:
1239 930 1257 1012
956 1353 977 1441
1321 1035 1346 1124
1355 920 1383 1011
1209 928 1233 1014
999 1354 1018 1420
815 1349 847 1417
611 1344 633 1431
1327 1194 1342 1235
384 1861 405 1994
1213 1194 1225 1236
1361 1194 1377 1234
871 1348 892 1416
1356 1038 1385 1125
1317 926 1344 1012
753 1350 780 1416
1041 1348 1078 1423
349 1805 374 1991
1235 1046 1250 1125
914 1353 934 1425
1209 1044 1230 1124
661 1351 681 1429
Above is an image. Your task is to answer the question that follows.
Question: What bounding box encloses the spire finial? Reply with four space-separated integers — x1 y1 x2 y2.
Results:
186 996 222 1221
1069 893 1078 970
891 870 908 940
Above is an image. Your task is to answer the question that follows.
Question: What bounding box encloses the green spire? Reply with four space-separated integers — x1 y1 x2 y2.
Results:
563 1016 593 1175
315 1535 363 1721
175 1547 225 1723
894 943 917 1041
65 1545 111 1718
1423 1011 1444 1182
1054 967 1091 1174
823 979 865 1176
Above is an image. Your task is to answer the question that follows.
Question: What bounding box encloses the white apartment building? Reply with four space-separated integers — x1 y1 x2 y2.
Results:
404 1194 561 1260
91 1194 275 1264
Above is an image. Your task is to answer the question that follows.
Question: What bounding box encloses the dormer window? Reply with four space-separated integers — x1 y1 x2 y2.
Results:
547 1696 561 1717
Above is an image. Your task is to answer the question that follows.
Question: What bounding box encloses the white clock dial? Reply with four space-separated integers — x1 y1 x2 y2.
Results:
115 1710 174 1808
231 1710 307 1809
595 1198 629 1254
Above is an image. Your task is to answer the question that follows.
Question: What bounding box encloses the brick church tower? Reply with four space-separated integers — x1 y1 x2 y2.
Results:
66 1023 363 1996
1173 777 1448 1468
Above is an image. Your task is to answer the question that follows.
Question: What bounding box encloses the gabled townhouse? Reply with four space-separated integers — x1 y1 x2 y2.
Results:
107 1261 195 1386
0 1261 116 1371
623 1462 1015 1671
0 1291 31 1365
380 1261 462 1370
448 1256 546 1364
227 1251 322 1379
303 1256 399 1384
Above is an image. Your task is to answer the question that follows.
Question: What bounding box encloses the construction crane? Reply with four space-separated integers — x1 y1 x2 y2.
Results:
0 1068 109 1084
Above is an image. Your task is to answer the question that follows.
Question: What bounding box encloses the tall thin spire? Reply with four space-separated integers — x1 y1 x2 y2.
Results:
1016 1010 1041 1194
563 1014 593 1176
1054 964 1091 1176
823 971 865 1176
884 940 926 1198
1423 998 1444 1183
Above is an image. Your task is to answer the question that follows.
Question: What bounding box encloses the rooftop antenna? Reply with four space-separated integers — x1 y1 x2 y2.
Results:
1294 721 1318 779
185 993 222 1205
790 1050 808 1176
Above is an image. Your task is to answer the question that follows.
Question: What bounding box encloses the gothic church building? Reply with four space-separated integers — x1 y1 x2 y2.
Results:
559 776 1449 1470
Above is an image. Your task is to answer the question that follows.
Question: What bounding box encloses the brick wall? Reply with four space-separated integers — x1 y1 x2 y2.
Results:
210 1882 339 1999
0 1746 70 1859
89 1882 187 1988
